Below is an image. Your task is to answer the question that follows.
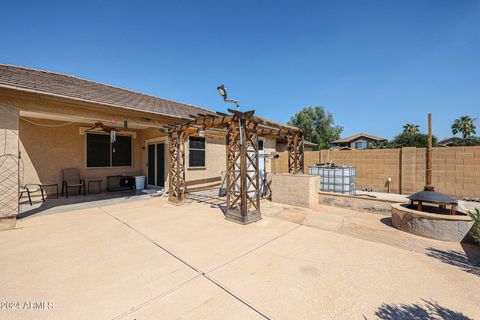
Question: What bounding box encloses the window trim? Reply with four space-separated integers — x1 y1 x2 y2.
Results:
188 136 206 168
85 132 134 169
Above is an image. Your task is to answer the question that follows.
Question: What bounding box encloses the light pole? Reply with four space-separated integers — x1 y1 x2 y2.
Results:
217 84 243 144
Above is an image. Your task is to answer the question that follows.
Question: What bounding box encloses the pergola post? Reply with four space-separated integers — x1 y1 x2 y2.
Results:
168 131 186 203
225 113 261 224
287 131 305 174
165 109 303 224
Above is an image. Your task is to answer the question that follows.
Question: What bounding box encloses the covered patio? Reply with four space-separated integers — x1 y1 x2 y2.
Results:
0 65 306 228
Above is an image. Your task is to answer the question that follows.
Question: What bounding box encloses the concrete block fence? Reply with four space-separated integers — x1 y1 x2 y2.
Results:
271 146 480 199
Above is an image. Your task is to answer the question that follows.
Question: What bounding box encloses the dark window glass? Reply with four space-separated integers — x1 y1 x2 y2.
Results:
258 140 264 151
87 133 110 167
189 136 205 149
189 136 205 167
112 135 132 166
189 150 205 167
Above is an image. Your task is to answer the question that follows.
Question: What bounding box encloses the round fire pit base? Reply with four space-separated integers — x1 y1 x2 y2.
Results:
391 203 474 242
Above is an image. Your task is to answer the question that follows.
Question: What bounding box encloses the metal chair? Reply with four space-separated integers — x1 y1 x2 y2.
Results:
19 184 45 206
62 168 86 198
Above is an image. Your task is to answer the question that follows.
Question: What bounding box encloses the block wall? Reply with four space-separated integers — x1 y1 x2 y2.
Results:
271 146 480 198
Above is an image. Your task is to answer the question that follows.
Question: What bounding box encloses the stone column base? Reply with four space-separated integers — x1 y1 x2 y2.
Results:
224 210 262 225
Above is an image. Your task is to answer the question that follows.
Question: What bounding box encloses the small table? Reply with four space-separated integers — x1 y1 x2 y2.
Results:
41 183 58 199
87 180 102 194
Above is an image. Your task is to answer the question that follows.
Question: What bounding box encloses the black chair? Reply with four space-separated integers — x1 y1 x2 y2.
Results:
62 168 86 198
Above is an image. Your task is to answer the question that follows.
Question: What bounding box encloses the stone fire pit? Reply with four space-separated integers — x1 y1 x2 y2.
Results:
391 203 474 242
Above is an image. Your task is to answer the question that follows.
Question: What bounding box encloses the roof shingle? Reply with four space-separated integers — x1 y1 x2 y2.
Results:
0 64 214 120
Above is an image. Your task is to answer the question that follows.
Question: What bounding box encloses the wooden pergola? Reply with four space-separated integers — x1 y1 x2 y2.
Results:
165 109 305 224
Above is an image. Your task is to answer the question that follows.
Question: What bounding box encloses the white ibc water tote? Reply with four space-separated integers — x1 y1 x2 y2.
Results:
308 165 356 195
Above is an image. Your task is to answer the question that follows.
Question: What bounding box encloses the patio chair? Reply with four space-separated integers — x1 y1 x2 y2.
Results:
19 184 45 206
62 168 86 198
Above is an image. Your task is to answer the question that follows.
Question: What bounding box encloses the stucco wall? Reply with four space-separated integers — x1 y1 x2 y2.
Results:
19 119 143 194
19 121 228 194
138 129 227 187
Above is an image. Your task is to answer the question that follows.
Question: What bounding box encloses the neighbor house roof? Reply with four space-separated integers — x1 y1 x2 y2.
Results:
439 137 461 146
0 64 214 120
304 140 317 147
332 133 386 144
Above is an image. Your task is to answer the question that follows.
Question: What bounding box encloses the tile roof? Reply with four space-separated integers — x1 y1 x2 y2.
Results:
332 133 386 143
0 64 215 120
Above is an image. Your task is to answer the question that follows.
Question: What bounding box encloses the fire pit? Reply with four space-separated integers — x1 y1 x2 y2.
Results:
408 190 458 215
391 114 473 242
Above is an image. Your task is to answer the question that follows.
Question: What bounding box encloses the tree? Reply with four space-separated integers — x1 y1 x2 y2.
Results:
451 116 477 139
288 106 343 150
391 132 437 148
402 123 420 135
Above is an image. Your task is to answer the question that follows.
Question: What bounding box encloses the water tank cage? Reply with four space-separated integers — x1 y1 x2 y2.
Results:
309 165 356 195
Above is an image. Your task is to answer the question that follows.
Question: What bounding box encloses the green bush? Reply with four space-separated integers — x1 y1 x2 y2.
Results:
469 208 480 244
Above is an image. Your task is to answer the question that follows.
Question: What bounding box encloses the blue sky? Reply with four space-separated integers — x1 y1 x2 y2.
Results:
1 0 479 140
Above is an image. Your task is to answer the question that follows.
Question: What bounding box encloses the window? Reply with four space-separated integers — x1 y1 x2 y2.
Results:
355 141 368 150
86 133 132 168
189 136 205 167
258 140 264 151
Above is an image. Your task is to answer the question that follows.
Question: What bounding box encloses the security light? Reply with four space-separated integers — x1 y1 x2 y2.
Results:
217 84 227 100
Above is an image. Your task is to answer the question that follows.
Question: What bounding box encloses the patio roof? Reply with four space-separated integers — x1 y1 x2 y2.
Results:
0 64 215 120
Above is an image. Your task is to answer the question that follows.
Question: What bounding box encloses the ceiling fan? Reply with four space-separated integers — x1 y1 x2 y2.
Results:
87 121 113 133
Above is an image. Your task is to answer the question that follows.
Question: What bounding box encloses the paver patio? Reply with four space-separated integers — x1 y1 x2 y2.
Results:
1 196 479 319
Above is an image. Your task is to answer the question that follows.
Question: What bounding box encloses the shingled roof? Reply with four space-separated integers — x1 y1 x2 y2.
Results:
0 64 214 120
332 133 386 143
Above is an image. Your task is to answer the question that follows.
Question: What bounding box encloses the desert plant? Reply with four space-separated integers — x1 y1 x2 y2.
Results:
469 208 480 244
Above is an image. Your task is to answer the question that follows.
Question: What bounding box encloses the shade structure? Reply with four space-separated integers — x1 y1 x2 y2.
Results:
164 109 305 223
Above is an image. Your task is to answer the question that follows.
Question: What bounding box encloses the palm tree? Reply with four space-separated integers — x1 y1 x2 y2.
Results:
402 123 420 135
451 116 477 139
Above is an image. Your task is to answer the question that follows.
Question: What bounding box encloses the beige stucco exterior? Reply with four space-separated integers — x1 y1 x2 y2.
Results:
18 119 231 195
19 119 143 193
0 92 231 200
0 89 291 229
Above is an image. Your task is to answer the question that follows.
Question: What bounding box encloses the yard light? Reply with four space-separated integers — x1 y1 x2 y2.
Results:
216 84 242 143
217 84 227 100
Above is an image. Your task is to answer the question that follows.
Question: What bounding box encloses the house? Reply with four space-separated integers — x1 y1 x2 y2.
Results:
0 65 304 228
330 133 386 150
438 137 461 147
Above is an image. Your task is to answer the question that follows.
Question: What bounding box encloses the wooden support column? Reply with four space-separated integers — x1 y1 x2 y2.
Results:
225 114 261 224
287 131 305 174
168 131 186 203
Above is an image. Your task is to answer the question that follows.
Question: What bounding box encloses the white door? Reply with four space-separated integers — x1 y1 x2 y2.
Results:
258 139 265 195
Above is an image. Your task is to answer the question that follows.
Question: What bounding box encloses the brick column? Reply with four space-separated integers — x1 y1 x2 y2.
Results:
320 150 330 164
400 147 416 194
0 105 19 230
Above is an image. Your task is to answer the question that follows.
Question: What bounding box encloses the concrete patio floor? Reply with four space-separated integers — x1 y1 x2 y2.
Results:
1 195 479 319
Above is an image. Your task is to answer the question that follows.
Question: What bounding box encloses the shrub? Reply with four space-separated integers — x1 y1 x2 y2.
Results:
469 208 480 244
